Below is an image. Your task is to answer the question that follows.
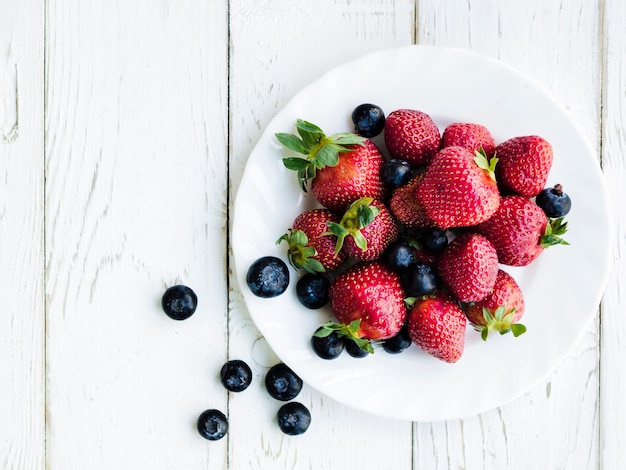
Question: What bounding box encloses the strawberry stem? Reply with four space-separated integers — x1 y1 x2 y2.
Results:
314 320 374 353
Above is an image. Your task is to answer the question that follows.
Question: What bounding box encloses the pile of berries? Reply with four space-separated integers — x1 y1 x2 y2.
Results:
161 285 311 439
247 104 571 364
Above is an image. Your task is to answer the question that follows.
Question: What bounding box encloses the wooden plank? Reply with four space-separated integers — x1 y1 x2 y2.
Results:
44 1 229 468
227 1 416 468
0 1 45 469
599 0 626 466
415 1 602 468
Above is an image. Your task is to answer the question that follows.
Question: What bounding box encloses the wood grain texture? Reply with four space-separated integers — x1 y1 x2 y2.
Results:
45 1 229 468
0 1 45 469
416 1 602 468
599 0 626 467
227 1 415 468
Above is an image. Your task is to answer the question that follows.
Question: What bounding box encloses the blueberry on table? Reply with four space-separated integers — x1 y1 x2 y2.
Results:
311 327 345 360
345 339 370 358
382 324 412 354
161 285 198 320
265 363 303 401
246 256 290 298
277 402 311 436
536 183 572 218
351 103 386 138
420 228 448 254
197 409 228 441
380 159 413 187
400 263 439 297
381 240 415 272
296 273 330 309
220 359 253 392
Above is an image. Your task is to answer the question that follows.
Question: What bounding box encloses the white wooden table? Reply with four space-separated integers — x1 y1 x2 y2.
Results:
1 1 624 469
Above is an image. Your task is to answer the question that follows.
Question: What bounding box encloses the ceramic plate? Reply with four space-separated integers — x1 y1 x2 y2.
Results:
232 45 611 421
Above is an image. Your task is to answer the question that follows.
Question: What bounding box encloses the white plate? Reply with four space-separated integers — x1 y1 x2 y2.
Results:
232 45 612 421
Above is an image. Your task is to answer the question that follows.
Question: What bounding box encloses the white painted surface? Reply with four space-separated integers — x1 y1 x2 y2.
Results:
0 0 622 468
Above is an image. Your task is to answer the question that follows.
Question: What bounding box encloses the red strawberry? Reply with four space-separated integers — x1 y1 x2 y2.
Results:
389 172 433 230
474 195 568 266
384 109 441 167
328 198 398 261
495 135 553 197
327 262 407 343
465 269 526 340
437 232 499 303
277 208 347 273
277 120 385 212
416 146 500 229
440 122 496 157
407 291 466 363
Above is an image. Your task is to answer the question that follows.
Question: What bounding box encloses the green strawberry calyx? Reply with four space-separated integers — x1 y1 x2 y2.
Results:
276 119 366 191
541 217 569 247
471 306 527 341
314 319 375 354
276 229 326 274
325 197 380 255
474 147 498 182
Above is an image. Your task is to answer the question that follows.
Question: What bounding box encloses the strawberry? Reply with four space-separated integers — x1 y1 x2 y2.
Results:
327 262 407 345
495 135 553 197
327 198 398 261
474 195 568 266
276 119 385 212
436 232 499 303
465 269 526 340
440 122 496 157
407 291 466 363
277 208 347 273
389 172 433 231
416 146 500 229
384 109 441 168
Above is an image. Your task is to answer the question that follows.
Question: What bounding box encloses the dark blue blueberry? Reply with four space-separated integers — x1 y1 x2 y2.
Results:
421 228 448 254
400 263 439 297
296 273 330 309
246 256 289 298
277 402 311 436
345 339 370 358
383 324 412 354
382 241 415 272
265 363 303 401
311 328 345 360
536 184 572 218
220 359 253 392
161 285 198 320
197 409 228 441
380 159 413 187
351 103 386 138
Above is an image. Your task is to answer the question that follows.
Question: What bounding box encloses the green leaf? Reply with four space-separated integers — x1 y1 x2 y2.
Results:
481 327 489 341
541 217 569 247
474 148 498 181
290 229 308 247
352 230 368 252
328 132 367 146
356 204 379 228
276 133 310 154
282 157 312 171
302 258 325 274
511 323 527 337
314 145 340 168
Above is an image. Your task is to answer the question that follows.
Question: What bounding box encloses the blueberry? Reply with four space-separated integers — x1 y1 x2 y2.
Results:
311 328 345 360
382 241 415 272
246 256 289 298
197 409 228 441
276 402 311 436
420 228 448 254
380 159 413 187
345 339 369 358
351 103 386 138
536 184 572 218
265 363 303 401
219 359 253 392
296 273 330 309
161 285 198 320
383 324 412 354
400 263 438 297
